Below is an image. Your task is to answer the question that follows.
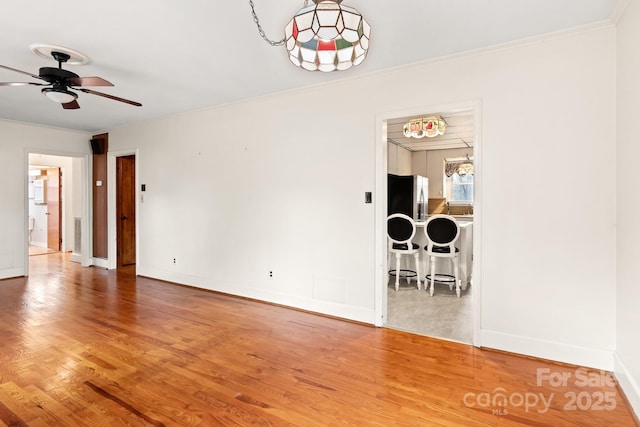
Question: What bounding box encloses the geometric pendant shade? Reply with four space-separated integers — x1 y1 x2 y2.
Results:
284 0 371 72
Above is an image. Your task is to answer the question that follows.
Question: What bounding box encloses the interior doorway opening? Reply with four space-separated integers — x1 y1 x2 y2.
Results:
26 152 91 271
375 101 482 346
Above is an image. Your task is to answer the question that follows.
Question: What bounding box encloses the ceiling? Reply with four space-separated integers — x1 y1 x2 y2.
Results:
0 0 621 133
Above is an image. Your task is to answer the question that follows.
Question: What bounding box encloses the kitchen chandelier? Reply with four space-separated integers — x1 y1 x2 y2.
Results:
249 0 371 72
403 116 447 139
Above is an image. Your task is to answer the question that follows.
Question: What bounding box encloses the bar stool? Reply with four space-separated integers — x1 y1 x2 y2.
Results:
423 214 461 297
387 213 421 291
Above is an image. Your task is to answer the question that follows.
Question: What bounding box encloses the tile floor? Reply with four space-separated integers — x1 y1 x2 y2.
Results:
386 276 473 344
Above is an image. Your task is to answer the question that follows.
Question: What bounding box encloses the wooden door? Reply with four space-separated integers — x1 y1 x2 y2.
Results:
46 167 61 251
117 155 136 267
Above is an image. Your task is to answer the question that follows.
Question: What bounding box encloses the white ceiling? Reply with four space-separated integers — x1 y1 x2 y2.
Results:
0 0 621 133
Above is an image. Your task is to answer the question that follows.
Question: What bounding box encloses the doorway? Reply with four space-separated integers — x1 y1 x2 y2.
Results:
375 101 482 346
26 152 91 270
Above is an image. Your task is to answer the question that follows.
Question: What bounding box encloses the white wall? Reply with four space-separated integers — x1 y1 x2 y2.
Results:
0 120 90 278
109 25 617 369
615 0 640 416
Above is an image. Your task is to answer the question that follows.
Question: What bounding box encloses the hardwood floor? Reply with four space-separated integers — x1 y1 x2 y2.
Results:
0 253 637 426
27 246 58 256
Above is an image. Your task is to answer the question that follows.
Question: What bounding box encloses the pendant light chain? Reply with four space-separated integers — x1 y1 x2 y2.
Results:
249 0 369 72
249 0 287 46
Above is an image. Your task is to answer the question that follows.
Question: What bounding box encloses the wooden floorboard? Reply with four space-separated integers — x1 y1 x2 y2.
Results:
0 252 637 426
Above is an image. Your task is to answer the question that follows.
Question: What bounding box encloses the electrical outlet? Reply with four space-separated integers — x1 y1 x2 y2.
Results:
269 270 273 278
173 258 176 264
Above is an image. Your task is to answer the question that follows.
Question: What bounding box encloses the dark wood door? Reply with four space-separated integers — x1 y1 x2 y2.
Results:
116 155 136 267
46 167 61 251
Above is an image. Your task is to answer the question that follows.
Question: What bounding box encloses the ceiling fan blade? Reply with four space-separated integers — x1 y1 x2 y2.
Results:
77 88 142 107
0 82 46 86
62 100 80 110
0 64 44 81
68 76 113 87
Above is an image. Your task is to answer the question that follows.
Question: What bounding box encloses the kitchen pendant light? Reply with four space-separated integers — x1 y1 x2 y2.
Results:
403 116 447 139
249 0 370 72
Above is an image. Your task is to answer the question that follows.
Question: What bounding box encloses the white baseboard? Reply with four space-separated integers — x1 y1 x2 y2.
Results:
0 267 25 280
92 258 109 269
30 241 46 248
70 253 82 263
137 266 377 325
481 329 614 370
614 353 640 420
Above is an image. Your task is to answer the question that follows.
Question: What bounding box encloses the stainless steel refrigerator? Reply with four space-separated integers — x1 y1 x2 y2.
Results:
387 174 428 220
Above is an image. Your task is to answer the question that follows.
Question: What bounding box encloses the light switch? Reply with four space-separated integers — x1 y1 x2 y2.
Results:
96 180 103 187
365 192 372 204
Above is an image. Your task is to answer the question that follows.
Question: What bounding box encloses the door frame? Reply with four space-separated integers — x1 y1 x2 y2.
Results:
374 99 483 347
23 148 92 272
107 149 139 270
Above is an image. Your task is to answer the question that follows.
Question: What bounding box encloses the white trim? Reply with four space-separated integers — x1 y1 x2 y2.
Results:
137 265 377 324
60 166 66 252
81 154 92 267
374 118 389 325
107 149 139 271
614 353 640 419
92 257 109 269
374 99 482 347
471 103 483 348
481 329 614 371
0 267 25 278
610 0 630 25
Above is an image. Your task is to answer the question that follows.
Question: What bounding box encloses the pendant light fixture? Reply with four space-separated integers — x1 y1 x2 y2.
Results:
249 0 370 72
403 116 447 139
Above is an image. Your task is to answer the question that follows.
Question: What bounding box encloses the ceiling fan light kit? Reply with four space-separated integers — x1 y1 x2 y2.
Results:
42 85 77 104
0 45 142 110
250 0 370 72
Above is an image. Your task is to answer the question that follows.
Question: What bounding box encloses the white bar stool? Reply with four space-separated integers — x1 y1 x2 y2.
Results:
387 213 421 291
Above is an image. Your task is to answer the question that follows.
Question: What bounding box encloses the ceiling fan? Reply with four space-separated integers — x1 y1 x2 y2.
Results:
0 51 141 109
